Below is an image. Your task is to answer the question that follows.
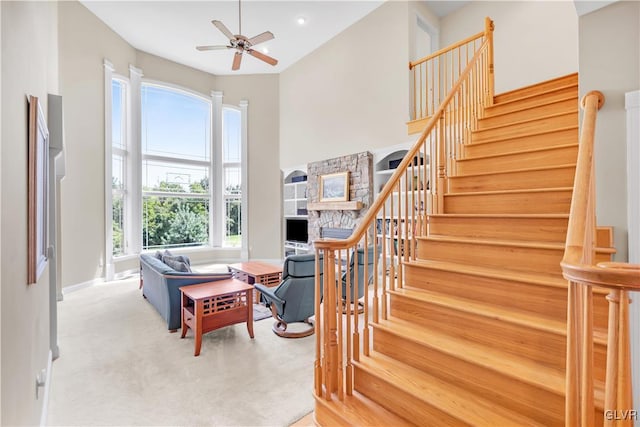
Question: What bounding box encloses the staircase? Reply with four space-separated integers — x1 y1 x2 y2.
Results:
312 72 617 425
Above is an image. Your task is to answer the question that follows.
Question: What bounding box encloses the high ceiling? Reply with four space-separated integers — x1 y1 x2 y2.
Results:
81 1 384 76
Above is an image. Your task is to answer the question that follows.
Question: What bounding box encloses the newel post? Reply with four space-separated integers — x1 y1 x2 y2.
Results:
484 17 495 106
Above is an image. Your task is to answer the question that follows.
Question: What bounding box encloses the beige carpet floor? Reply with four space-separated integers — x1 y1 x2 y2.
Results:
47 277 315 426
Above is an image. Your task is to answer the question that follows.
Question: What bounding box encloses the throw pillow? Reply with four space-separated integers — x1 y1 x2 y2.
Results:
163 256 191 273
154 250 164 260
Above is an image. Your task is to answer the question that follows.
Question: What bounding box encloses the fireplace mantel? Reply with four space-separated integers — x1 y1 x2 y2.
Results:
307 201 363 211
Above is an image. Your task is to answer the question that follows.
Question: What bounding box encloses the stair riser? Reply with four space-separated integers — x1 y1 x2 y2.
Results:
479 98 578 129
493 74 577 104
444 190 573 215
353 366 464 425
429 215 569 243
472 112 578 144
449 166 575 192
389 294 567 370
458 144 578 175
372 327 565 425
314 401 346 427
464 127 578 157
404 263 568 321
417 238 564 275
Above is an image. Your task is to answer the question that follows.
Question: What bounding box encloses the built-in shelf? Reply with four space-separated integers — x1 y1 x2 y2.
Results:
307 201 364 211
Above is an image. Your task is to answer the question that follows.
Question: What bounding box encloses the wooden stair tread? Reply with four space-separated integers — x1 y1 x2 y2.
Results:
449 163 576 179
493 72 577 103
468 125 578 146
375 317 566 395
356 352 546 427
459 143 578 162
492 83 578 108
315 390 414 426
445 186 573 197
419 233 566 250
421 233 613 258
429 213 569 219
484 94 578 119
475 111 577 133
388 287 566 336
406 258 567 288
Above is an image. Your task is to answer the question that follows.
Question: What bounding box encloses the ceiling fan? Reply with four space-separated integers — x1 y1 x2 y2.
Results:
196 0 278 71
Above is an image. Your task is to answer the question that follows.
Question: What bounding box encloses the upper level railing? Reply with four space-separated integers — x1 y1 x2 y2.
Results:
561 91 639 426
313 19 493 402
409 17 494 123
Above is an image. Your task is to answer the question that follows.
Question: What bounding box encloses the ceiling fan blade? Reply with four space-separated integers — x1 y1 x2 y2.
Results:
247 31 274 46
232 51 243 71
212 20 235 41
247 49 278 66
196 45 230 51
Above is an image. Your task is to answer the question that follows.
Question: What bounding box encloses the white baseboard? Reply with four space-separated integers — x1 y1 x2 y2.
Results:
39 350 53 426
61 277 104 295
114 268 139 280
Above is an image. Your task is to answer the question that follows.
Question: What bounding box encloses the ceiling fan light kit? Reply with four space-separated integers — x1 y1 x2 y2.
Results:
195 0 278 71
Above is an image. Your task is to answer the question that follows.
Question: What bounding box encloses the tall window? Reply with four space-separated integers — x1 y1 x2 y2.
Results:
141 84 211 250
223 107 242 247
111 78 128 256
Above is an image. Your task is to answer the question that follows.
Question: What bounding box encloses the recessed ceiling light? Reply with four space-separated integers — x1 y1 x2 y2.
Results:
262 47 269 54
296 16 306 25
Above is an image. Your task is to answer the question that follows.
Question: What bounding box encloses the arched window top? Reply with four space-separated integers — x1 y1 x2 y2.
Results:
141 83 212 162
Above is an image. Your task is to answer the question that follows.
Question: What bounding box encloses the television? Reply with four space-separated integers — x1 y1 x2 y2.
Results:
286 218 308 243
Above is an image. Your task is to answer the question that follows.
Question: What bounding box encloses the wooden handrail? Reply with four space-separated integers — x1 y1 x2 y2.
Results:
562 90 639 427
409 30 484 69
314 39 489 252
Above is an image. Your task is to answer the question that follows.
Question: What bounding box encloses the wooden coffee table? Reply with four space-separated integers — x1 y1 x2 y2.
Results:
180 278 254 356
228 261 282 304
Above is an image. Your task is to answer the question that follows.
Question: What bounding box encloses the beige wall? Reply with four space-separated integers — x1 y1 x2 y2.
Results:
58 1 136 287
579 1 640 262
279 1 413 168
216 75 281 259
1 2 58 424
58 2 282 288
441 1 579 94
138 52 282 260
136 51 217 95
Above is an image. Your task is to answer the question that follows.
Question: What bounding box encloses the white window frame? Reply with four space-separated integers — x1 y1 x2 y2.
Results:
140 80 213 251
221 104 246 250
104 60 134 280
111 76 130 258
104 62 248 266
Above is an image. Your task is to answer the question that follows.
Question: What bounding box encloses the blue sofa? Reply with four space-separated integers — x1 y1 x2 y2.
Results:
140 253 232 331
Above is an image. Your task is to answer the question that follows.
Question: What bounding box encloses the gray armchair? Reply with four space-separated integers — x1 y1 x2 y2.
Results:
254 253 323 338
340 246 376 313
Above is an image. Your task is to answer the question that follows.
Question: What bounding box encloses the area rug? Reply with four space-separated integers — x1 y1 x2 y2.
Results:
253 303 273 321
48 278 315 426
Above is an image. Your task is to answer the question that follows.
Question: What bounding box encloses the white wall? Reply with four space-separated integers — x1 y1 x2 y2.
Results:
279 1 414 168
579 1 639 263
1 2 58 424
440 1 579 94
58 1 137 288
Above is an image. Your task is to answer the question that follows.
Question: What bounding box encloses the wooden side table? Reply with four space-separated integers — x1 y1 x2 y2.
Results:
180 279 254 356
228 261 282 304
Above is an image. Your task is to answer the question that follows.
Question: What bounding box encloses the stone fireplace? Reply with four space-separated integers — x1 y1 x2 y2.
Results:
307 151 373 244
